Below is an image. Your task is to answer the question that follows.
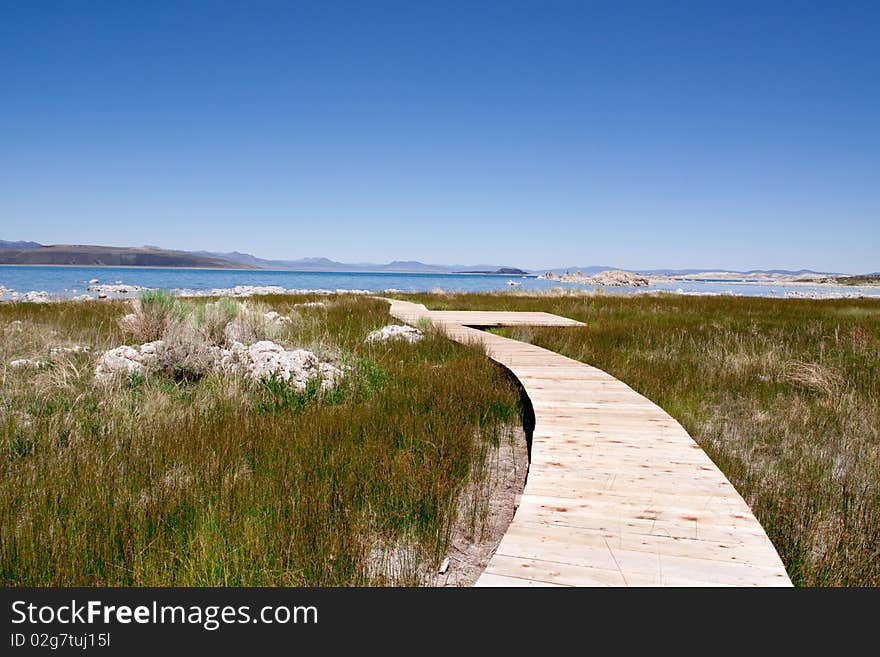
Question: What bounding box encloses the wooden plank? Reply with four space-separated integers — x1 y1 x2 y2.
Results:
381 298 792 587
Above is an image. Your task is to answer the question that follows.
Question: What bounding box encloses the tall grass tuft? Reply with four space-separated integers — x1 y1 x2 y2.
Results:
121 289 178 342
194 298 240 346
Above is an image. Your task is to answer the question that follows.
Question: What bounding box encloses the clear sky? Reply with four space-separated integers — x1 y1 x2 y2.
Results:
1 1 878 272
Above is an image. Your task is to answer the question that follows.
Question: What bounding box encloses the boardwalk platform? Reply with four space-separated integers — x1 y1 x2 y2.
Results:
382 298 792 587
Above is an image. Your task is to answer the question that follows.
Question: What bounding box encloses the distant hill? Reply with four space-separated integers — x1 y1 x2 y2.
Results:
189 250 269 268
0 241 526 272
0 240 43 250
0 244 254 268
3 240 857 278
454 267 530 275
808 273 880 286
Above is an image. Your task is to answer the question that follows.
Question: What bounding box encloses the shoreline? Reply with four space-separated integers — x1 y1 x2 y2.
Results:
3 285 880 304
0 263 539 277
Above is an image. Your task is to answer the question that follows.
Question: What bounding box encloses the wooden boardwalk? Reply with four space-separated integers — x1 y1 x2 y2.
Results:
383 298 792 587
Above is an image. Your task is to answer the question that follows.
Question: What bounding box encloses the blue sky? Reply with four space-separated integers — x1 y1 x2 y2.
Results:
1 1 878 272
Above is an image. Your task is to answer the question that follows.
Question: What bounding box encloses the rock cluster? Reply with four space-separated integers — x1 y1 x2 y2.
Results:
87 283 147 298
541 270 649 287
589 270 650 287
94 342 163 383
0 289 52 303
365 325 424 344
95 338 342 390
220 341 343 390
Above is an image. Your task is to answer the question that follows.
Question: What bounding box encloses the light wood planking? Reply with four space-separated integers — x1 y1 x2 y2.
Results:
381 298 792 587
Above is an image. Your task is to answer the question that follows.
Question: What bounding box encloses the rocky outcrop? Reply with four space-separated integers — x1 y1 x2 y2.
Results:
94 342 164 383
232 341 342 390
94 346 146 382
365 325 424 344
588 270 650 287
540 270 649 287
95 338 342 391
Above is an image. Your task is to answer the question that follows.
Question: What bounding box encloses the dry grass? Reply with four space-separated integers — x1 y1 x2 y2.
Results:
0 294 522 586
403 292 880 586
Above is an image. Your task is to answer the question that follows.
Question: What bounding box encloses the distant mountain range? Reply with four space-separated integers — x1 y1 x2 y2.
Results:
189 250 526 273
0 241 526 273
0 240 42 250
0 240 851 277
0 242 253 269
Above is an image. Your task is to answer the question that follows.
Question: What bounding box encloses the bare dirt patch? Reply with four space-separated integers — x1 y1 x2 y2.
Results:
432 425 529 586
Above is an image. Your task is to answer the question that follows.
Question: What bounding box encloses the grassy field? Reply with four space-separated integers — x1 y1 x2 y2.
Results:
404 292 880 586
797 275 880 286
0 294 521 586
836 275 880 286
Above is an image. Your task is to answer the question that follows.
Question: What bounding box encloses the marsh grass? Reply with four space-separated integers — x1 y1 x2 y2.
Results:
404 292 880 586
123 289 177 342
0 295 521 585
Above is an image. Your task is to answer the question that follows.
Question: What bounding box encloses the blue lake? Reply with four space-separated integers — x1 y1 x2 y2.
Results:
1 265 878 299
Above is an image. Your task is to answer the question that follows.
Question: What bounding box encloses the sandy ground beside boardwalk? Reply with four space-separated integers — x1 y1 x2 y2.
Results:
433 426 529 587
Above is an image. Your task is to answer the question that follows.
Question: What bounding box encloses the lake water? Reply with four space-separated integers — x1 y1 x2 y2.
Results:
1 265 879 300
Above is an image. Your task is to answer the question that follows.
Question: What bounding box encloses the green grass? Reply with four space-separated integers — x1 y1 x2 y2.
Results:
835 275 880 286
403 292 880 586
0 295 521 586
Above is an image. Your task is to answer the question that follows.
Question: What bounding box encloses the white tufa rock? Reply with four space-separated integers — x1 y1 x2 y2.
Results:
588 270 650 287
50 345 92 355
264 310 292 323
543 270 649 287
87 284 147 296
242 341 342 390
20 291 51 303
94 342 164 384
10 358 47 369
95 336 342 390
365 325 424 344
209 285 288 297
197 340 343 391
118 313 138 332
12 411 33 429
174 286 371 298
